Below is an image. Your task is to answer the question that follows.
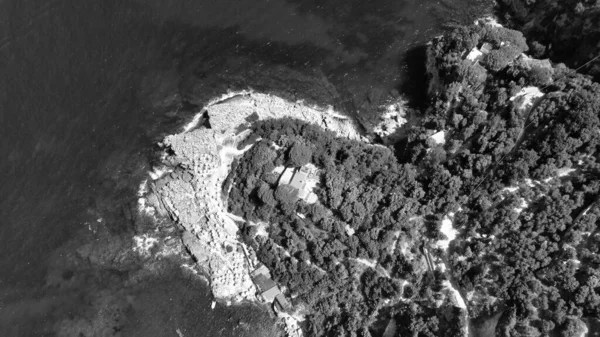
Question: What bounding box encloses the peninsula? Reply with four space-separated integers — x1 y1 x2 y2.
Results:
138 18 600 337
141 91 362 336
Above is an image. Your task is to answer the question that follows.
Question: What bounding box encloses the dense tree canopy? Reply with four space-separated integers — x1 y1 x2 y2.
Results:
498 0 600 81
227 22 600 337
419 22 600 336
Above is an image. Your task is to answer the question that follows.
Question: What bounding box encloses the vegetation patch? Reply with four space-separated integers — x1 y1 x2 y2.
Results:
228 22 600 337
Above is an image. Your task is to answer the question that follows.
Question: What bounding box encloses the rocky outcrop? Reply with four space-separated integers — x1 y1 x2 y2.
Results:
144 91 362 304
151 130 256 302
370 99 409 143
200 91 363 141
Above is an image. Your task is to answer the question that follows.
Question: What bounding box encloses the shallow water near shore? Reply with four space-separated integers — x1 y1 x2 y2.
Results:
0 0 490 335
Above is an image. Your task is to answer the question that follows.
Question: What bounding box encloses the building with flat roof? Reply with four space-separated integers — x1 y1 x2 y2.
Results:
253 273 277 293
250 264 286 304
480 42 492 54
261 286 281 303
250 264 295 308
251 264 271 278
278 168 295 187
277 164 319 203
465 42 494 64
274 293 291 311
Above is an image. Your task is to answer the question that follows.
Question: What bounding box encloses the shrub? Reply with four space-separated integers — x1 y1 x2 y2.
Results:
484 46 521 71
528 65 553 86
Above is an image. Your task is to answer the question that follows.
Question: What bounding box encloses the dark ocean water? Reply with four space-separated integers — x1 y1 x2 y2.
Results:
0 0 490 336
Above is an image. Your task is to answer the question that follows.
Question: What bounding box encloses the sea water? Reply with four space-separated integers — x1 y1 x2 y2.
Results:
0 0 490 335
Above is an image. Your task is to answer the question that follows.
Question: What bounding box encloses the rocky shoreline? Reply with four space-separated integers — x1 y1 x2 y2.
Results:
138 90 362 334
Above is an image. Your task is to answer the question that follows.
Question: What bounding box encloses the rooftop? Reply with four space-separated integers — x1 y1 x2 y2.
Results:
480 42 492 54
251 264 270 278
277 164 319 203
261 286 281 303
274 293 291 311
253 273 277 293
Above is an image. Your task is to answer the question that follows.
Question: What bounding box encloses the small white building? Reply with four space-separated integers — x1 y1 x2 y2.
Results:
465 42 493 63
278 164 319 203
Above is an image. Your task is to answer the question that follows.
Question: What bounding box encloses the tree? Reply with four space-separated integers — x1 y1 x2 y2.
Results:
529 41 546 58
484 46 521 71
225 23 600 337
288 141 312 167
528 66 552 86
257 182 276 206
457 61 487 86
560 318 584 337
274 184 298 214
